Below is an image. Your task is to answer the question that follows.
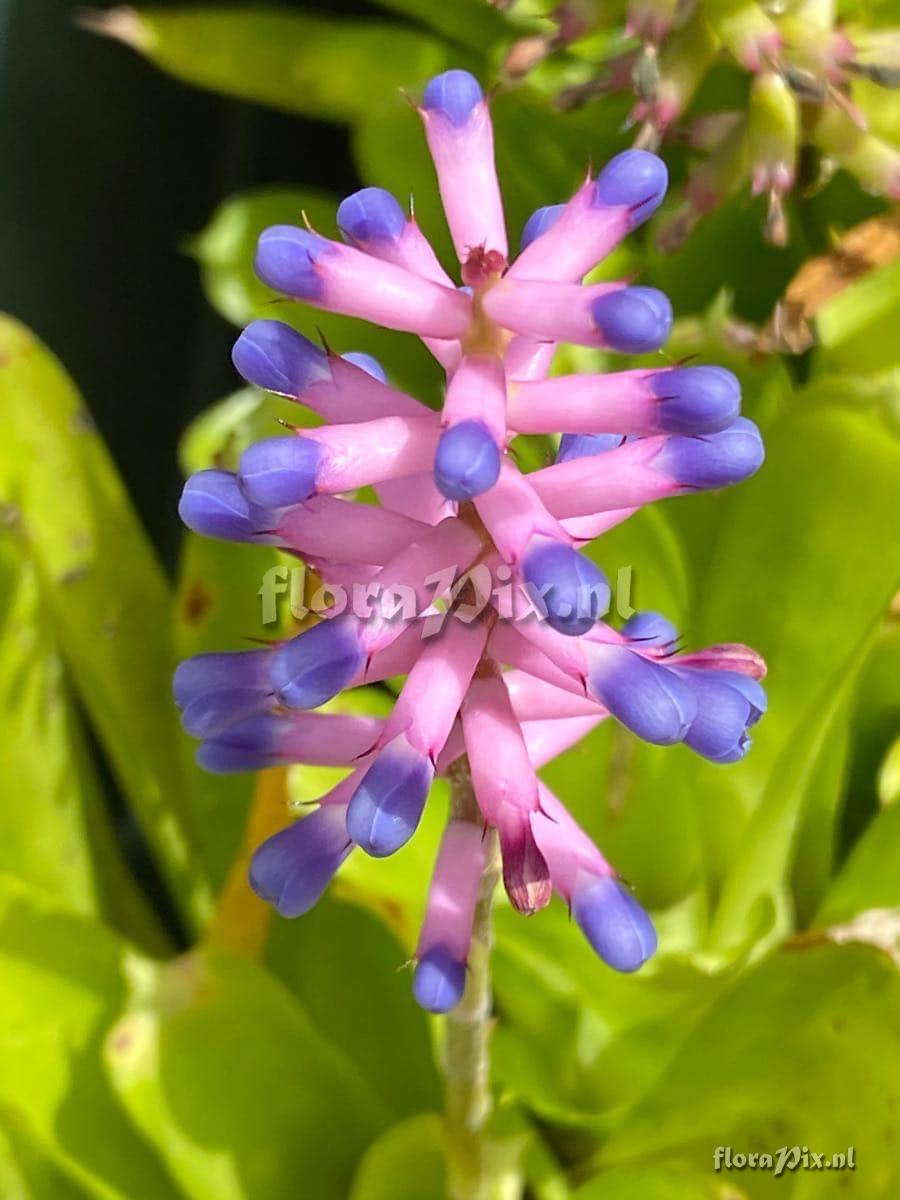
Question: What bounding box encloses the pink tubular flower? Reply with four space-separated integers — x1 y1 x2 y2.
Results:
414 820 487 1013
177 69 767 1008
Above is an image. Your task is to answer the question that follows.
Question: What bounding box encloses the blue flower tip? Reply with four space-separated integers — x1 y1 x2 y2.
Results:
520 204 566 251
238 436 320 509
180 690 268 740
573 876 657 972
231 319 325 396
678 668 766 762
659 417 764 490
342 351 388 383
523 542 611 637
590 648 696 744
621 610 679 648
178 470 258 541
254 225 327 299
195 738 263 775
270 618 364 711
346 743 433 858
591 287 673 354
556 432 624 463
173 649 271 712
249 809 350 917
595 149 668 223
653 365 742 434
413 947 466 1013
422 69 483 127
434 421 501 501
337 187 406 245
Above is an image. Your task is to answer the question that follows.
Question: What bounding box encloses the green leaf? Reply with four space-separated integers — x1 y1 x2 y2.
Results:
0 1117 97 1200
575 1164 738 1199
0 315 211 931
0 536 108 914
0 875 184 1199
348 1113 445 1200
816 258 900 351
104 945 386 1200
878 735 900 806
265 896 440 1119
90 7 450 124
190 188 441 401
492 901 729 1133
816 801 900 925
789 709 851 929
367 0 509 54
698 395 900 945
839 620 900 850
598 940 900 1197
0 535 167 951
707 660 861 956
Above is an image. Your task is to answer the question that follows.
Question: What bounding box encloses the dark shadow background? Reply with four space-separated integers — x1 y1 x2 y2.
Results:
0 0 367 564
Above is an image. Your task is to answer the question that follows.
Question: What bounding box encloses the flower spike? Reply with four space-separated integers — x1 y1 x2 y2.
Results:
178 66 766 1009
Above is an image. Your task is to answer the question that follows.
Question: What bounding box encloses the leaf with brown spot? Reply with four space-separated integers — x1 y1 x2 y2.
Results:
758 211 900 353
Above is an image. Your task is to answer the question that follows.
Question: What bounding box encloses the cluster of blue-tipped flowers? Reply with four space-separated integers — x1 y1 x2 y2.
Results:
176 68 767 1014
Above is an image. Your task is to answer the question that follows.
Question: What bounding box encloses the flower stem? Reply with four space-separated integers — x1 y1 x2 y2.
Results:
443 760 503 1200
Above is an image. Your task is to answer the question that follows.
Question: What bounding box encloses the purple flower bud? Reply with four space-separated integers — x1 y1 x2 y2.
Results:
520 204 566 251
655 417 765 489
178 470 265 542
346 736 434 857
195 713 282 773
271 617 364 710
676 668 767 762
572 875 657 972
595 149 668 226
341 351 388 383
173 649 272 710
249 805 352 917
175 650 275 739
182 691 274 741
434 420 501 501
723 671 768 722
556 433 625 463
651 366 741 435
522 541 611 636
621 610 679 648
238 436 321 508
591 287 673 354
231 319 328 397
254 225 330 299
588 644 697 744
422 69 483 128
337 187 407 245
413 946 466 1014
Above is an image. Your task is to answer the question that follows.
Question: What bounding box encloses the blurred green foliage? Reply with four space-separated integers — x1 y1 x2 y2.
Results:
1 3 899 1197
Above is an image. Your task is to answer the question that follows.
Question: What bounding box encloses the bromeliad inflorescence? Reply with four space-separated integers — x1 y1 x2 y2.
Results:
175 69 767 1013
